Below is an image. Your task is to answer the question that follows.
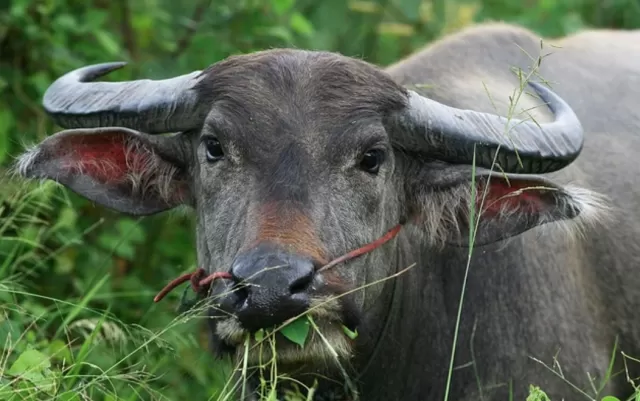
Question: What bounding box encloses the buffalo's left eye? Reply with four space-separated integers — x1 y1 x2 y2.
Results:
205 137 224 162
359 149 385 174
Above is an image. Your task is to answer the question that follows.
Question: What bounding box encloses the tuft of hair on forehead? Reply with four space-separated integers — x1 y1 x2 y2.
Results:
194 49 409 121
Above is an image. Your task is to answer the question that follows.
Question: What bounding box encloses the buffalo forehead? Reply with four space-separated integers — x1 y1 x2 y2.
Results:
195 48 407 149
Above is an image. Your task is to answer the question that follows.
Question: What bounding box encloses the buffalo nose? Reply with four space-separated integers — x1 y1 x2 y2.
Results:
223 243 316 332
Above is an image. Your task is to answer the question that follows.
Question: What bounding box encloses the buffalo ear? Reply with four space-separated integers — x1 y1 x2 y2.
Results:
407 164 609 247
15 127 191 215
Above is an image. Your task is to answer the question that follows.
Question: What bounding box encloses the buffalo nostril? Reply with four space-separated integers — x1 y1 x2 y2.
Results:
231 283 250 306
288 268 314 294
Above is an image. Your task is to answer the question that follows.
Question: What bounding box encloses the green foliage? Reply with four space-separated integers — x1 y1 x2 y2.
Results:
1 0 640 400
526 385 551 401
341 325 359 340
279 317 311 348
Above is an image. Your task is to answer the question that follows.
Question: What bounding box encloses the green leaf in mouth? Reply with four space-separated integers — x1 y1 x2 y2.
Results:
342 325 359 340
280 316 311 347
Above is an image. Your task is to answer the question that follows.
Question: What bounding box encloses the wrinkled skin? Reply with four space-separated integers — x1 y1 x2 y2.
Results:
16 23 640 400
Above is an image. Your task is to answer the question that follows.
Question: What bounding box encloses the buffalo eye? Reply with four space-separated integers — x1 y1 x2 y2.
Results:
204 137 224 162
359 149 385 174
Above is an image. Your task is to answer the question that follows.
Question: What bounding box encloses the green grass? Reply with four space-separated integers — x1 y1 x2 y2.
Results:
2 149 639 401
0 179 233 400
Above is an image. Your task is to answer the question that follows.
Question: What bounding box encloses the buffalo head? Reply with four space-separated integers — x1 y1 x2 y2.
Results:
15 49 595 397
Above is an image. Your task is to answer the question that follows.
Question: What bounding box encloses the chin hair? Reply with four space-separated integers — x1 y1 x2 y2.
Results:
214 296 355 367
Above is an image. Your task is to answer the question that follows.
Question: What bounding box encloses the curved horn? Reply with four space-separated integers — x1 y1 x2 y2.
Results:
393 81 584 174
42 62 205 134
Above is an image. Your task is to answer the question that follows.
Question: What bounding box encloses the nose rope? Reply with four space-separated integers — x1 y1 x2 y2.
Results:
153 268 232 303
316 223 403 272
153 223 404 303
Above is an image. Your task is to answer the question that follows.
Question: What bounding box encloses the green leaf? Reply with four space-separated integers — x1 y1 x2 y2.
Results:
260 26 294 43
98 225 143 259
55 250 76 274
57 392 81 401
9 0 29 18
46 339 72 363
85 9 108 28
342 325 358 340
526 385 550 401
0 108 14 164
7 348 58 393
0 318 22 350
54 207 78 229
28 71 52 97
349 1 380 14
98 233 135 260
272 0 294 15
53 13 78 33
266 388 278 401
116 219 146 243
397 0 423 20
290 12 314 36
94 30 121 56
280 317 310 347
601 397 621 401
254 329 264 342
310 0 349 36
8 349 50 375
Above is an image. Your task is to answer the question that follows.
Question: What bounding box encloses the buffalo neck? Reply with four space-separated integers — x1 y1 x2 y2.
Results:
354 231 464 400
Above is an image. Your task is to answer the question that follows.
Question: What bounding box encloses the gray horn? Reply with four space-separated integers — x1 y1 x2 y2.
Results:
42 62 204 134
393 81 584 174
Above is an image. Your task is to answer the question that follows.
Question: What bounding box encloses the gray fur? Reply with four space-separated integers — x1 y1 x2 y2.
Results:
14 23 640 401
380 23 640 400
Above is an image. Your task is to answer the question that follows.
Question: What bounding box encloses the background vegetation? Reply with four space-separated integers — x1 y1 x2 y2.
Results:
1 0 639 400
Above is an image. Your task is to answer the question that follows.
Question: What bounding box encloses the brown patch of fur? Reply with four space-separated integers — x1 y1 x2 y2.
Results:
252 202 329 264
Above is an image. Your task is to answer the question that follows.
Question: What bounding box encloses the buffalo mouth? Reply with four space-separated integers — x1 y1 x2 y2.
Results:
209 286 361 370
209 289 363 401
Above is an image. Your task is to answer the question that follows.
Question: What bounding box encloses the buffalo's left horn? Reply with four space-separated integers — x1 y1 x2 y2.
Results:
392 81 584 174
42 62 205 134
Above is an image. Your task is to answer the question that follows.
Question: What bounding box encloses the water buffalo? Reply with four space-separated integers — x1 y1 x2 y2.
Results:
15 22 640 400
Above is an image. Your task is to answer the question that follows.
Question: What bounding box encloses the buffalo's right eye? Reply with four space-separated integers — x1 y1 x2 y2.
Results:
359 148 386 174
205 138 224 162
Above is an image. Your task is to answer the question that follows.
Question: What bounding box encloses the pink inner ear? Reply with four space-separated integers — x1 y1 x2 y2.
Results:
477 178 549 217
58 133 147 184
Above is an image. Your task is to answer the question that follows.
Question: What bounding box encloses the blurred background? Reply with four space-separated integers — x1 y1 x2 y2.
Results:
1 0 639 400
